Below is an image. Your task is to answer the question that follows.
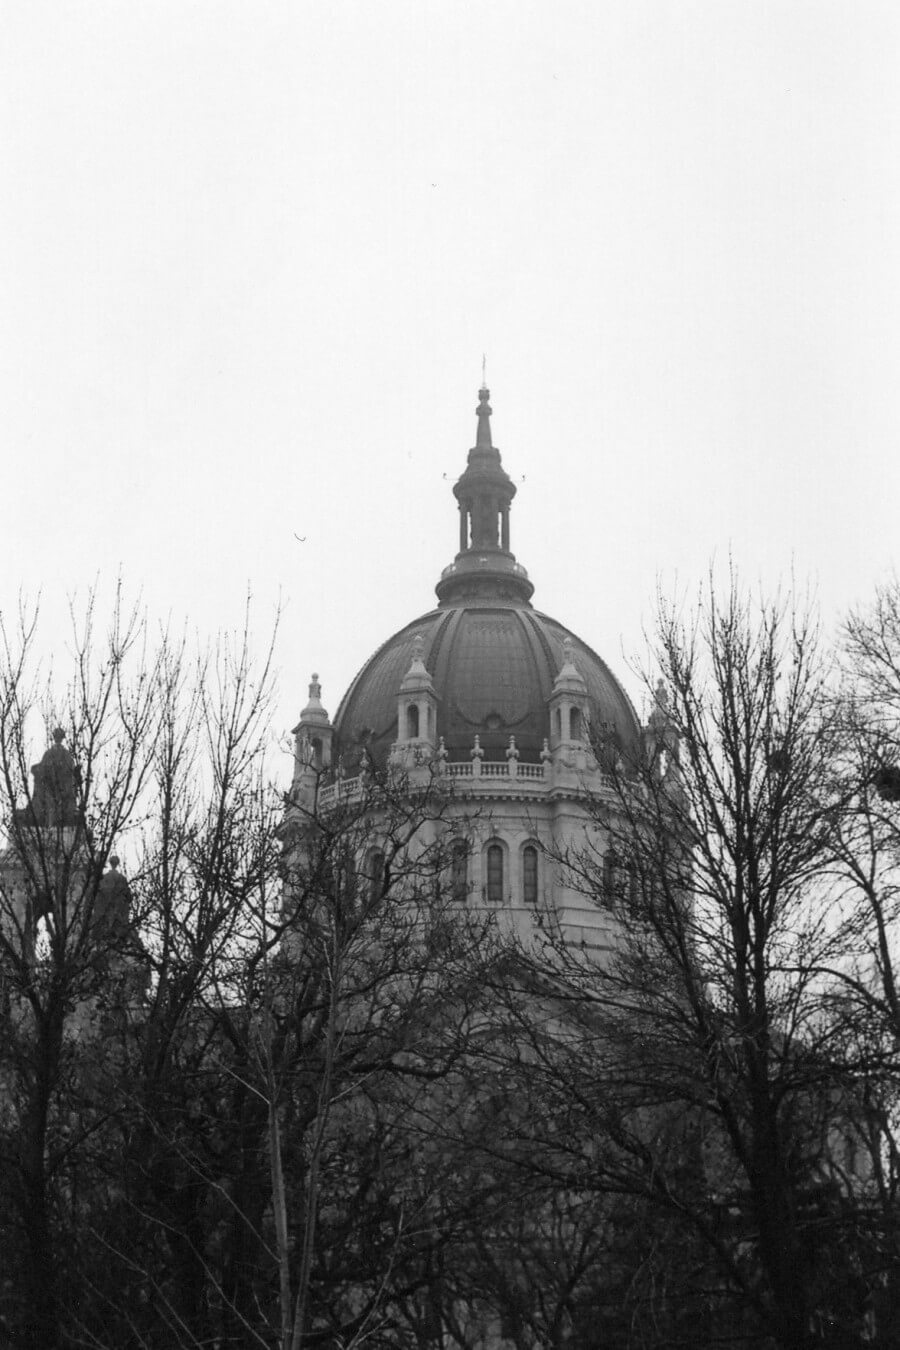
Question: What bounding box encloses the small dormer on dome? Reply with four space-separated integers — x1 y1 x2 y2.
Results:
549 639 591 749
394 635 438 756
292 674 333 783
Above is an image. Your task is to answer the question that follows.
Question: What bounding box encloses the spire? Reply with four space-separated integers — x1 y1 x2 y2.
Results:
435 383 534 608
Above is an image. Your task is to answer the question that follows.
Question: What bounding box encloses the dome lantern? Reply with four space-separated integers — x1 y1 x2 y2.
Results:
435 385 534 608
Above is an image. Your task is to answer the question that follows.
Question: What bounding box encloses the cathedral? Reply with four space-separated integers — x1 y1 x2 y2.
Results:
287 384 653 947
3 388 885 1350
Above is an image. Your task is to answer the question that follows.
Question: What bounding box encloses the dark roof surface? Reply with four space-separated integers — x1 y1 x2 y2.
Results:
331 387 639 769
333 601 639 766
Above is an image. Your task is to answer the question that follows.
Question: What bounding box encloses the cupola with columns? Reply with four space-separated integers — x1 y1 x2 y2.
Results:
435 383 534 608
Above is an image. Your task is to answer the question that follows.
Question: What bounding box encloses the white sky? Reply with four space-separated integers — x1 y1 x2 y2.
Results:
2 2 899 762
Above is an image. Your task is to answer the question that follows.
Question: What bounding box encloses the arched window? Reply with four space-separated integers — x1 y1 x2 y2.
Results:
406 704 419 739
311 736 323 768
451 840 469 903
603 849 618 902
570 706 582 741
34 913 53 963
522 845 538 905
486 843 504 904
554 708 562 739
337 850 357 905
603 849 637 906
366 849 386 901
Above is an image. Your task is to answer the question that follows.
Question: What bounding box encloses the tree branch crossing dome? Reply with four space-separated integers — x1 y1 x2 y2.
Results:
330 386 639 769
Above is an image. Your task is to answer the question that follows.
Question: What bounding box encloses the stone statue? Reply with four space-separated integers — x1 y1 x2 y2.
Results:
18 730 81 828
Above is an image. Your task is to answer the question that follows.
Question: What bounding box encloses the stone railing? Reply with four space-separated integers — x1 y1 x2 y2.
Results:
445 760 546 781
315 777 365 811
310 754 611 811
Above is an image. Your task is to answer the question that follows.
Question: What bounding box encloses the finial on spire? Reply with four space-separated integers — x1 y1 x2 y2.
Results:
481 353 487 391
400 634 435 693
295 673 331 727
476 383 493 449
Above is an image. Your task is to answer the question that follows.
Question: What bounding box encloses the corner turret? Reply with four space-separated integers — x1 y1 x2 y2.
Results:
292 675 334 784
643 678 681 784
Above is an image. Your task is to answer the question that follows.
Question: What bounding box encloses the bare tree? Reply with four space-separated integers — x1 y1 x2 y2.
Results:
0 592 166 1350
0 592 282 1350
19 576 898 1349
479 578 884 1348
813 578 900 1336
0 587 520 1350
239 769 501 1350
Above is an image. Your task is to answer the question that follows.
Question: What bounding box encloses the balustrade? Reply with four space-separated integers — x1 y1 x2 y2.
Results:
306 752 610 810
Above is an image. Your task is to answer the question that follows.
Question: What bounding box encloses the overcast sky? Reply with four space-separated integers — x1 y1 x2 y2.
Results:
3 2 899 758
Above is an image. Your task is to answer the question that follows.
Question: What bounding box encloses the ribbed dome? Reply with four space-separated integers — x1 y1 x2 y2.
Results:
330 385 639 768
334 602 638 767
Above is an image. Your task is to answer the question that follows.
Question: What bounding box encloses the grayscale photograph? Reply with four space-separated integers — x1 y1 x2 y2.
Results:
1 4 898 1347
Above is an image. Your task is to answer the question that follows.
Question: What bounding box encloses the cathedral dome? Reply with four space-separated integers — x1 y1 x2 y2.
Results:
331 386 639 768
334 603 638 766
